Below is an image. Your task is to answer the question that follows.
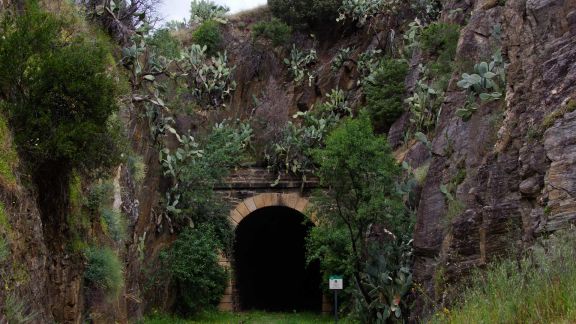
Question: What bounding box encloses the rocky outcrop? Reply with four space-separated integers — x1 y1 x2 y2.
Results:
411 0 576 319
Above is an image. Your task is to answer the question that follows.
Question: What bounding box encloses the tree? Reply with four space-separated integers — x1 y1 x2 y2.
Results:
308 114 413 322
268 0 341 28
0 4 123 234
0 4 121 177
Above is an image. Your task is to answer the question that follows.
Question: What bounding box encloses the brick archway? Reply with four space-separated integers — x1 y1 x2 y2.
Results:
229 193 310 227
219 193 330 313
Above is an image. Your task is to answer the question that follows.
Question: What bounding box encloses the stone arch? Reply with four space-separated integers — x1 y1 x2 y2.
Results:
229 193 310 227
219 193 330 312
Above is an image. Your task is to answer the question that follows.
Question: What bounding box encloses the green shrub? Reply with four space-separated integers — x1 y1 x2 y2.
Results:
0 235 9 263
100 208 126 242
337 0 403 26
252 18 292 46
165 225 229 315
0 201 9 231
432 229 576 323
420 22 460 58
84 246 124 298
364 59 408 132
127 154 147 184
84 181 115 212
192 20 222 56
0 5 122 176
0 113 18 188
190 0 229 24
268 0 342 28
420 22 460 78
147 28 182 59
1 294 36 323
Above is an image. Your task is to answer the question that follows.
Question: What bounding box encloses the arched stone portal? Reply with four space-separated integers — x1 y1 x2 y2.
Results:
234 206 321 311
218 193 329 313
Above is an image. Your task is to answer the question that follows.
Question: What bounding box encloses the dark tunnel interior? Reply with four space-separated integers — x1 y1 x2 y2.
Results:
233 206 322 312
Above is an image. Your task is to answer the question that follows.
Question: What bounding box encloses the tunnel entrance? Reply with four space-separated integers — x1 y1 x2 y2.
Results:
233 206 322 312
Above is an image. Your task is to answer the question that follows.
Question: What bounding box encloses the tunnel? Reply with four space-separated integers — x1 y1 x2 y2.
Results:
233 206 322 312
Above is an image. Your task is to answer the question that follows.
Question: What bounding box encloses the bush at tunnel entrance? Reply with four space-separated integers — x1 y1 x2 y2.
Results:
165 224 229 315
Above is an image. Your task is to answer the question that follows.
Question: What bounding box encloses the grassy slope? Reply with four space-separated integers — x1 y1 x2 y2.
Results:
430 230 576 324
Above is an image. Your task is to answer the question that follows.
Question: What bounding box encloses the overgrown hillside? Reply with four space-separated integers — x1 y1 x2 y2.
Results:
0 0 574 323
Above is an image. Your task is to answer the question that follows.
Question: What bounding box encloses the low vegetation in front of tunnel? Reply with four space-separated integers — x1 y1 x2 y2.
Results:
142 310 345 324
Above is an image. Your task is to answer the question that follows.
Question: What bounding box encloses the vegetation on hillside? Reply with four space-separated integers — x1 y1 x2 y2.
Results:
0 4 123 177
268 0 341 28
84 246 125 298
432 229 576 324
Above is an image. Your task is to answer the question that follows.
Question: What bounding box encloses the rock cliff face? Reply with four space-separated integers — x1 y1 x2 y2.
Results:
410 0 576 318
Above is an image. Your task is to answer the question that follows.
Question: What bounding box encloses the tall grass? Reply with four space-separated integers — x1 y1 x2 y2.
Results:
431 228 576 324
1 294 37 323
84 246 124 298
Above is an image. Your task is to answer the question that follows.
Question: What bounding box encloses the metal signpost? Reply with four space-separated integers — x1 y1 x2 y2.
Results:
329 275 343 324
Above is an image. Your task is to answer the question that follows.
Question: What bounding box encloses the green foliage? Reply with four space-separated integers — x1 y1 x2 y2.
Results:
165 224 229 315
405 66 444 134
84 246 124 298
440 167 466 223
147 28 182 59
306 225 355 310
420 22 460 81
160 122 251 245
420 22 460 62
0 202 9 232
331 47 352 71
411 0 442 22
0 113 18 188
252 18 292 47
356 49 383 81
190 0 229 24
268 0 341 28
101 208 126 242
432 229 576 324
457 50 505 120
308 115 413 322
364 59 408 133
541 99 576 130
265 89 349 177
0 235 9 263
85 181 114 212
142 310 335 323
127 154 147 185
178 44 237 109
0 5 122 176
284 45 318 85
413 163 430 185
192 20 222 56
1 293 37 323
403 19 423 57
337 0 403 26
